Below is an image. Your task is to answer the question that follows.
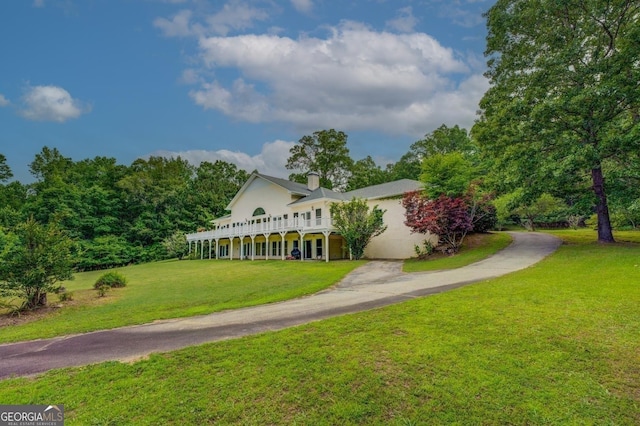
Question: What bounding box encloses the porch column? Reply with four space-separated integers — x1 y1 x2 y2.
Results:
188 240 192 255
215 239 219 260
250 235 256 261
230 238 234 260
263 233 270 260
240 236 245 260
323 231 331 263
200 240 204 259
208 239 212 259
298 231 306 262
280 231 287 260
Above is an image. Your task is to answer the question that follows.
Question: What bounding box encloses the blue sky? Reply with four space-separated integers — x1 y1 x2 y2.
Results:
0 0 493 183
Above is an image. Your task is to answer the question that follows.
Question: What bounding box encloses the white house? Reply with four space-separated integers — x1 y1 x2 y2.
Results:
185 172 430 261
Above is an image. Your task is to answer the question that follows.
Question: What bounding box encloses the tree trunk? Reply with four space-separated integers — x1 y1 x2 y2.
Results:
591 167 615 243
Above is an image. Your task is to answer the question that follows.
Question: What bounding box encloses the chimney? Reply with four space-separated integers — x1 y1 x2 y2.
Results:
307 172 320 191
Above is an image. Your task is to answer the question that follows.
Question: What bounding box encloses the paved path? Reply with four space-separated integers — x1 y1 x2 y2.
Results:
0 232 561 380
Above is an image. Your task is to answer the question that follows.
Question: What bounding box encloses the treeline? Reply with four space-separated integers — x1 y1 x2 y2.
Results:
2 119 640 271
0 148 250 270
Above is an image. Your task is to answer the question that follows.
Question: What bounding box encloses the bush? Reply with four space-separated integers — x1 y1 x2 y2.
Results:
94 271 128 289
57 291 74 302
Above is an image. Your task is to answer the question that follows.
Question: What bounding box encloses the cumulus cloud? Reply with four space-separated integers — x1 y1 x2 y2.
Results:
149 140 295 177
0 94 9 107
154 1 269 37
19 85 90 122
386 7 418 33
188 22 484 135
290 0 313 14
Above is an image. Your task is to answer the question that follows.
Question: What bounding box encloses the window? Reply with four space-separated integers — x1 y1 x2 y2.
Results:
316 208 322 226
272 241 281 256
316 238 323 257
253 207 266 216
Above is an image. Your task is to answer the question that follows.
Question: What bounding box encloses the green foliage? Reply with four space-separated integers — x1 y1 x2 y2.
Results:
346 156 390 191
513 193 568 231
58 291 73 302
330 198 387 260
94 271 128 289
475 0 640 243
286 129 354 190
0 153 12 182
420 152 477 197
96 285 110 298
413 239 435 259
0 218 74 309
162 231 188 260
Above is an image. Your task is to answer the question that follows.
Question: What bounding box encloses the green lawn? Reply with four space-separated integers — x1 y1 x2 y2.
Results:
403 231 512 272
0 259 364 343
1 230 638 424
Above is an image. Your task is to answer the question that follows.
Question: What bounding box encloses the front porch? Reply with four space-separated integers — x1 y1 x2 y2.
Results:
186 217 347 262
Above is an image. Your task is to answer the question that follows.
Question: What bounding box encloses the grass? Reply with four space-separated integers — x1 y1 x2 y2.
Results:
403 231 513 272
0 229 638 424
0 259 364 343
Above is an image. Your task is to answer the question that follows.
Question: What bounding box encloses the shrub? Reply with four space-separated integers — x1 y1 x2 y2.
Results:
57 291 74 302
94 271 128 289
96 285 110 297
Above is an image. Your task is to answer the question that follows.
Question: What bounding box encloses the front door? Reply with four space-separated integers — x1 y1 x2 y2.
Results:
304 240 313 259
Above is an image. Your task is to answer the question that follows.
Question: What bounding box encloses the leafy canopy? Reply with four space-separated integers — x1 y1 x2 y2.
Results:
330 198 387 260
474 0 640 242
0 217 74 309
286 129 354 190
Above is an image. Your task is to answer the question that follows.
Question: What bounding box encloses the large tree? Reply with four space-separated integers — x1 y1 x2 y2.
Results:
286 129 354 190
475 0 640 243
0 218 74 309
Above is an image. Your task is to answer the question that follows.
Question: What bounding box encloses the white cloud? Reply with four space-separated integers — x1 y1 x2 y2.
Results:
0 94 9 107
206 0 269 36
154 9 196 37
290 0 313 14
385 7 418 33
154 1 269 37
149 140 295 177
19 85 90 122
33 0 45 8
188 22 483 135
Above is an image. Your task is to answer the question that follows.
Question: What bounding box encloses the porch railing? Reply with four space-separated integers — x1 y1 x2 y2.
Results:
186 217 335 241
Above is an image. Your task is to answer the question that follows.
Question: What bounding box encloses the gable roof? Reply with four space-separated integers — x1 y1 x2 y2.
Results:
241 172 423 207
344 179 423 200
226 172 311 210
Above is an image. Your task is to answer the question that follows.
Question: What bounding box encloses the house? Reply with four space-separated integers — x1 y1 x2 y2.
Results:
185 172 430 261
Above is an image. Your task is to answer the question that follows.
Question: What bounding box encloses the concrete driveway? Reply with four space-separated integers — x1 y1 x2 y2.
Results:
0 232 561 380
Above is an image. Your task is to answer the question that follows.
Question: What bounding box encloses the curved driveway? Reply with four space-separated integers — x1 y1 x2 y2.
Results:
0 232 561 380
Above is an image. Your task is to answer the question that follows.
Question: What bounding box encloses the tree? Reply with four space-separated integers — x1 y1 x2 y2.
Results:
0 154 12 182
420 152 477 197
162 230 188 260
475 0 640 243
286 129 354 190
402 191 473 253
0 218 74 309
330 198 387 260
346 156 390 191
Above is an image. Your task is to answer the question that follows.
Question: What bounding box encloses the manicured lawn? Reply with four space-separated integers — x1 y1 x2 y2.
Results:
0 259 364 343
403 231 512 272
1 230 638 424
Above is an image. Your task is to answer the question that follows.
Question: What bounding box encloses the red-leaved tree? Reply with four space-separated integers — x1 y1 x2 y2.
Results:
402 191 473 253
